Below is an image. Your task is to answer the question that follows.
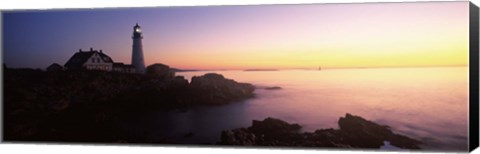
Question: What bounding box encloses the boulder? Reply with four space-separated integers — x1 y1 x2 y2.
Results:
219 128 256 145
190 73 255 105
146 63 175 81
249 117 301 136
219 117 303 146
338 114 390 148
219 114 421 149
167 76 189 90
338 114 421 149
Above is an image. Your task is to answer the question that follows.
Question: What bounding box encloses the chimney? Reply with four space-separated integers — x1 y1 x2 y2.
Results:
79 49 82 52
90 48 93 52
100 49 103 53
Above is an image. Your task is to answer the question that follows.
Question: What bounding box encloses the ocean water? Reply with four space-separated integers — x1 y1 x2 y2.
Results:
123 67 468 151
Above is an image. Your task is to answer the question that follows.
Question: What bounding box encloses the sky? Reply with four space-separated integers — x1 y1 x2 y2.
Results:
2 1 469 70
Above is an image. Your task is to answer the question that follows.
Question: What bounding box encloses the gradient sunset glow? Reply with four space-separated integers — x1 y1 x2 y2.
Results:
3 2 469 70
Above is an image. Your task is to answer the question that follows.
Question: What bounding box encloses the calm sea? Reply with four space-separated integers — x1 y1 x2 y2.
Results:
122 67 468 151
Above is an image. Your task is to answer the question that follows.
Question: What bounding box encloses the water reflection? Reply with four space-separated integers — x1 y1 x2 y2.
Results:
123 67 468 151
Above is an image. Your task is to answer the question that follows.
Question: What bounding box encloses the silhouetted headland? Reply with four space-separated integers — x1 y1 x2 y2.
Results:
219 113 421 150
170 68 202 72
4 63 254 142
264 86 282 90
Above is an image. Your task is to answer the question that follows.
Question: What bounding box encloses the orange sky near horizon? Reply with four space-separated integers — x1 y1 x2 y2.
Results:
3 2 470 70
139 2 469 70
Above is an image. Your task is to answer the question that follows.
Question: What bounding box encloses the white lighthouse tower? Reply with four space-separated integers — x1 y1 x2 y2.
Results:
131 23 146 74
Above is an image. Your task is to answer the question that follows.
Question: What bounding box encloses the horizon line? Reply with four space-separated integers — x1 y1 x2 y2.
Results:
3 63 468 71
171 64 468 71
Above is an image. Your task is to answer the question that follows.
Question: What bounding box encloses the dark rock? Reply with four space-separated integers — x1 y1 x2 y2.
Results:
219 128 256 145
183 132 194 138
338 113 421 149
48 99 70 111
4 68 256 143
146 63 175 81
190 73 255 105
220 118 302 146
167 76 189 89
249 117 301 135
219 114 421 150
387 133 422 149
338 114 390 148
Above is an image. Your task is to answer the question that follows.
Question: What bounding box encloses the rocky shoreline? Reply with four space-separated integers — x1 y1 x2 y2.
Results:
219 114 421 150
4 64 255 142
4 65 422 150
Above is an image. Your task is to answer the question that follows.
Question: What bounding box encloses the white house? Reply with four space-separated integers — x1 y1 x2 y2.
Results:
64 48 113 71
64 48 135 73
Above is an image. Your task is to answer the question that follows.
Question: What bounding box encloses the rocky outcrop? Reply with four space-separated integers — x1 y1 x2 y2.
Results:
221 128 257 145
219 114 421 150
190 73 255 105
4 68 255 143
249 118 301 136
338 114 421 149
146 63 175 81
167 76 189 90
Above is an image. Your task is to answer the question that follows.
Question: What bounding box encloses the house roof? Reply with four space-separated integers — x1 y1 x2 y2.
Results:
64 49 114 69
98 52 113 63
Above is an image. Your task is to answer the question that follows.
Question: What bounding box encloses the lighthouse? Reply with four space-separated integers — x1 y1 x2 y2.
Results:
131 23 146 74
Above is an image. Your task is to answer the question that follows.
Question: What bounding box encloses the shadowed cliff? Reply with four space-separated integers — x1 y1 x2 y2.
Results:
3 64 254 142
